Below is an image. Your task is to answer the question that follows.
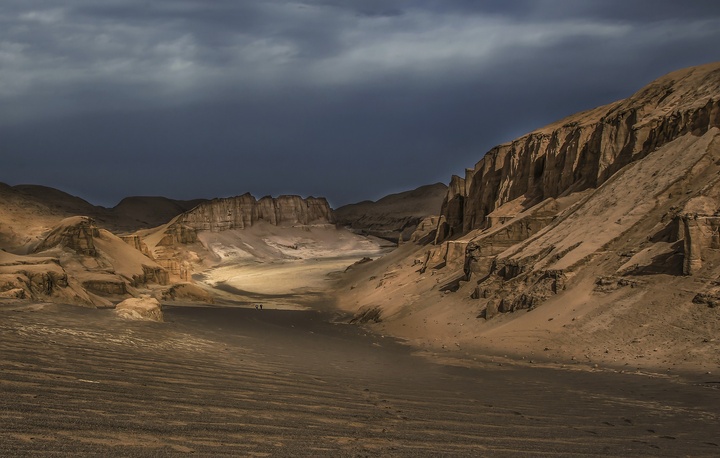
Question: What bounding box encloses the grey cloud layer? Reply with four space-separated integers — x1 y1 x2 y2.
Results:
2 0 720 206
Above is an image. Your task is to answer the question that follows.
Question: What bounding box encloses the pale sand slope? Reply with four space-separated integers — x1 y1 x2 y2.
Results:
191 223 391 309
335 130 720 376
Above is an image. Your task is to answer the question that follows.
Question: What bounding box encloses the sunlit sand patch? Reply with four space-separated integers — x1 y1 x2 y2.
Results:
184 222 390 309
211 259 358 294
197 255 384 310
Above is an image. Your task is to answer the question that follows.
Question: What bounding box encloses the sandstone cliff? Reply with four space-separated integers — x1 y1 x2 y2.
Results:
131 193 339 282
2 217 171 307
336 62 720 374
0 183 210 252
176 194 333 232
438 62 720 239
32 216 100 256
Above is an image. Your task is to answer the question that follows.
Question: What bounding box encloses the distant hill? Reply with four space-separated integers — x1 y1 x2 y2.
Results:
334 183 448 242
0 183 207 250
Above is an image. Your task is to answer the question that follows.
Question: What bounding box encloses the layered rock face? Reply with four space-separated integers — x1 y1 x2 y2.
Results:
120 235 151 256
156 224 199 246
438 63 720 238
33 216 99 256
340 62 720 339
134 194 336 285
0 261 68 300
478 129 720 315
432 63 720 319
680 195 720 275
176 194 334 232
12 217 172 306
437 176 466 240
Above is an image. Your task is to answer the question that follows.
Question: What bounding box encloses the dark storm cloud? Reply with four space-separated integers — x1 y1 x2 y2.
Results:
1 1 720 207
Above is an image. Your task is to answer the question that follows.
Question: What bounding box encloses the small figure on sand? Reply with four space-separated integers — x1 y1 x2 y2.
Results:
255 303 263 310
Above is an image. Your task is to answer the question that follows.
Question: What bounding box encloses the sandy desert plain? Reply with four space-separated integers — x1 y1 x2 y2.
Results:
3 63 720 456
1 237 719 457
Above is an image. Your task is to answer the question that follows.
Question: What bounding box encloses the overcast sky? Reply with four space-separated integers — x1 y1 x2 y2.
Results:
2 0 720 208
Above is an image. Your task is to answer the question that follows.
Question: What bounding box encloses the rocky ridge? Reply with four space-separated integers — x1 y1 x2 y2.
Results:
337 62 720 373
437 62 720 239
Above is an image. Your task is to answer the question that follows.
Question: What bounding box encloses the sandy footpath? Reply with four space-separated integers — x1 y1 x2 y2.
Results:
1 301 720 456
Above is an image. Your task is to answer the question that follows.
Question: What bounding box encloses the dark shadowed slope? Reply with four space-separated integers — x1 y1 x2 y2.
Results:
111 196 208 230
334 183 447 242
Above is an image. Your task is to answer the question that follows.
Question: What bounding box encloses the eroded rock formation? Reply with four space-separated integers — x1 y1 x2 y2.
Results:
131 265 170 287
466 129 720 316
679 196 720 275
0 266 68 298
341 62 720 334
177 194 333 232
156 224 198 246
2 215 171 306
437 176 466 241
115 296 164 322
438 63 720 238
409 216 441 244
120 235 151 257
33 216 99 256
417 63 720 319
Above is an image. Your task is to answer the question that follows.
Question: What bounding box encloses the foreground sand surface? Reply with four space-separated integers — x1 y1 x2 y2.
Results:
1 301 719 456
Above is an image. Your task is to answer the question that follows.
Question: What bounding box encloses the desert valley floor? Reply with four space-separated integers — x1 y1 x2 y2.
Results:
1 299 719 457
